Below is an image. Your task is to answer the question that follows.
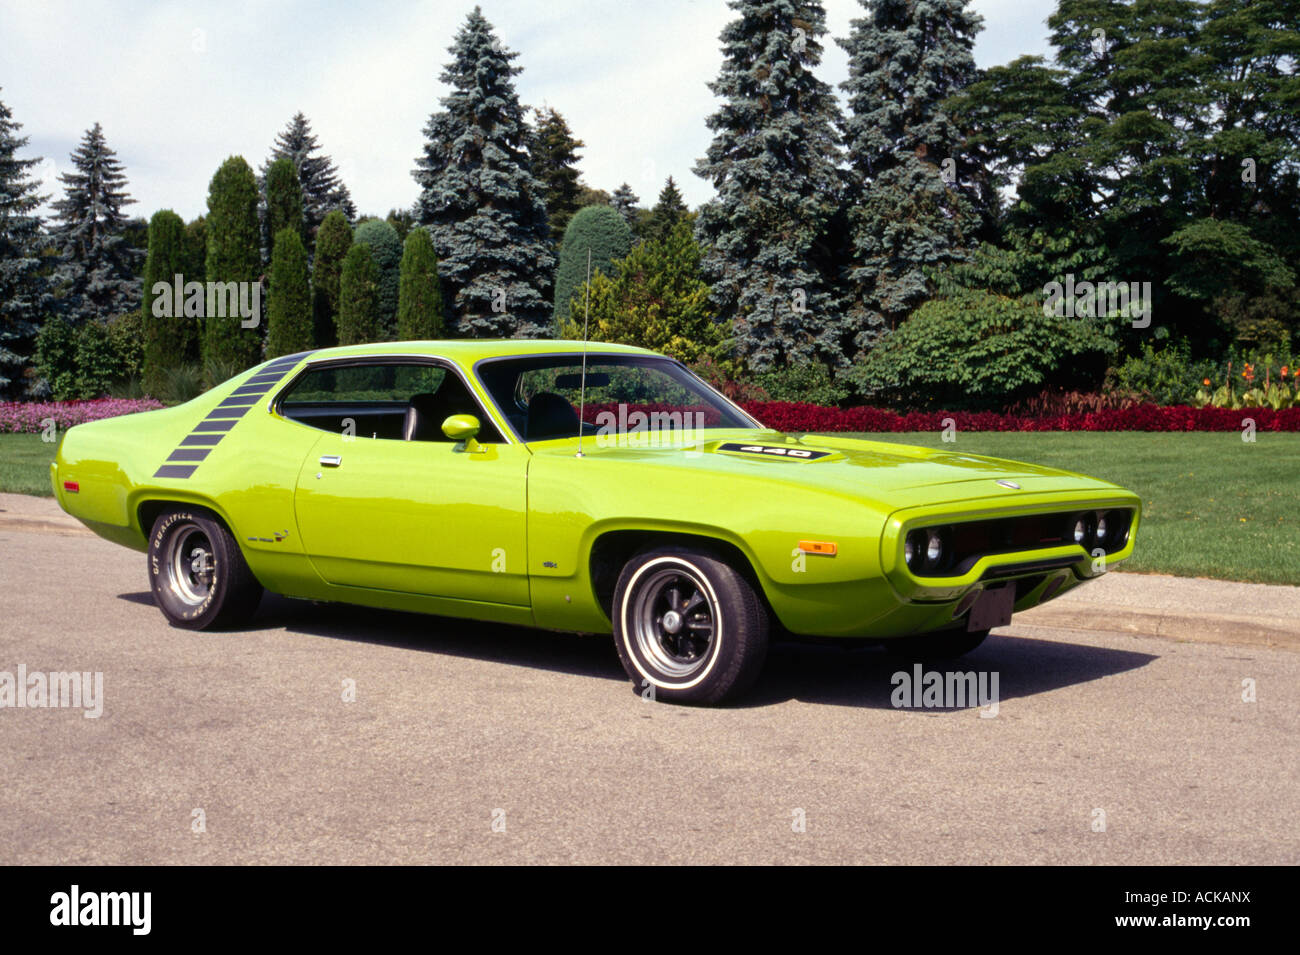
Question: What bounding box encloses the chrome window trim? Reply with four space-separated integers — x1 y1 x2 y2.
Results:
471 351 764 443
267 353 517 445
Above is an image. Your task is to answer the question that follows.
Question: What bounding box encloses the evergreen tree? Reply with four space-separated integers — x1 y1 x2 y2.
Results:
646 176 689 242
49 123 140 326
266 228 312 358
141 209 199 394
311 210 351 347
262 112 354 248
264 156 304 254
353 218 402 338
552 205 633 325
560 219 726 364
203 156 262 368
0 91 49 398
184 217 207 283
694 0 846 370
337 244 380 346
838 0 984 346
530 107 585 241
413 7 556 337
397 227 445 340
610 183 640 228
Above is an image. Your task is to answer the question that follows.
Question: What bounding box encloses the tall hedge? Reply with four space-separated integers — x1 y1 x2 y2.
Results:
552 205 633 325
264 157 304 252
265 228 312 358
141 209 199 395
311 210 351 347
352 219 402 338
337 243 380 345
203 156 262 368
396 228 444 340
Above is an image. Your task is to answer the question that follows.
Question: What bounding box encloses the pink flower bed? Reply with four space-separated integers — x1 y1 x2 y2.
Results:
740 402 1300 433
0 398 164 434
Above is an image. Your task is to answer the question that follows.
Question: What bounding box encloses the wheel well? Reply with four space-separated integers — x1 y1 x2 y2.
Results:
588 530 771 619
137 499 233 540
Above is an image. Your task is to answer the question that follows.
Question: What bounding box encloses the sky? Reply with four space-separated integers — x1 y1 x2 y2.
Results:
0 0 1058 222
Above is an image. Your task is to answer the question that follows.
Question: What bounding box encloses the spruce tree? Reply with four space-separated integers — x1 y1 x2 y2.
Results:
49 123 140 326
203 156 262 368
141 209 199 394
530 107 585 241
353 219 402 338
266 228 312 357
311 210 351 347
413 7 556 337
264 156 304 253
839 0 984 346
396 227 445 340
610 183 640 228
337 244 380 345
647 176 689 243
262 112 354 248
694 0 846 370
552 205 633 325
0 91 49 398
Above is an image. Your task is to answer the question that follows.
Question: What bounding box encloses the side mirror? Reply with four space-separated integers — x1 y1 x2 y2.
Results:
442 414 484 453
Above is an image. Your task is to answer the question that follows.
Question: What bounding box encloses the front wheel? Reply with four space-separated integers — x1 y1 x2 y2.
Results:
612 547 769 705
148 508 262 629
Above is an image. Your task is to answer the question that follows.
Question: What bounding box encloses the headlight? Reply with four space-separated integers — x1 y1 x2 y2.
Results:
1070 515 1089 545
1095 512 1109 546
925 529 944 568
904 530 926 571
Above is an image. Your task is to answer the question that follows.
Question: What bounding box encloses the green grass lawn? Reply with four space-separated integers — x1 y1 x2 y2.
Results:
3 430 1297 585
0 433 60 496
817 432 1299 586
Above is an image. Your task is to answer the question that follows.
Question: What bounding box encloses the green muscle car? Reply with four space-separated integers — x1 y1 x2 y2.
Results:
52 340 1140 704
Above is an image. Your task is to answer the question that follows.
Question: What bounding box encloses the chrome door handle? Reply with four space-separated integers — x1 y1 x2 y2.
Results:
319 455 342 468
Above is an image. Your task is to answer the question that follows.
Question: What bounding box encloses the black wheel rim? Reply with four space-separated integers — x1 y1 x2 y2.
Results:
631 566 717 679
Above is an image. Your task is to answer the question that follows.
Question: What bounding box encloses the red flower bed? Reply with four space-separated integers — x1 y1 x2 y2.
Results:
739 402 1300 433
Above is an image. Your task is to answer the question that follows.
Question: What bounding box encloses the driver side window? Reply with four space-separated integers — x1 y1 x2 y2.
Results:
278 361 503 443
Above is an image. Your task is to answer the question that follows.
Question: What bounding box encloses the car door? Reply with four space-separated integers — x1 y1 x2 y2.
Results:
283 358 531 606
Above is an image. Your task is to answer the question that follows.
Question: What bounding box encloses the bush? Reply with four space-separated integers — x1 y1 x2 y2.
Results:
34 316 79 400
312 210 352 347
1109 341 1218 406
265 228 312 358
847 289 1118 410
352 219 402 337
337 244 380 345
752 360 850 406
396 227 444 340
553 205 633 325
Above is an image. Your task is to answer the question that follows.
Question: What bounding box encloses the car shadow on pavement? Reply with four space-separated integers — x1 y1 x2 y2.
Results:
117 592 1159 709
742 632 1159 710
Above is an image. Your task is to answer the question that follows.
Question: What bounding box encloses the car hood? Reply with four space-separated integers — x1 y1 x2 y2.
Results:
531 429 1124 504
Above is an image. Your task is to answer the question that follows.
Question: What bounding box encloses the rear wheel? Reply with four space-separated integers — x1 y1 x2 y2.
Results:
148 508 262 629
884 628 990 661
612 547 769 705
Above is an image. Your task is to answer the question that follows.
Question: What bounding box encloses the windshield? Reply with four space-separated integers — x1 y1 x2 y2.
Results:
475 354 759 443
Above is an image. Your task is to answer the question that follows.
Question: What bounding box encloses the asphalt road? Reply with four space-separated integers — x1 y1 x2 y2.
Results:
1 525 1296 865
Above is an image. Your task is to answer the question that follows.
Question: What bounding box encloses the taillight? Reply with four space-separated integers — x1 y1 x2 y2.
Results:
63 480 79 493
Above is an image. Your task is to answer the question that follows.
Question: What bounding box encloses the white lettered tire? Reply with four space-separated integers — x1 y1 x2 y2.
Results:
612 546 769 705
148 508 263 630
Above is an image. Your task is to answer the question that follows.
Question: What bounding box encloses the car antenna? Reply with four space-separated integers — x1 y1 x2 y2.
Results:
575 247 592 458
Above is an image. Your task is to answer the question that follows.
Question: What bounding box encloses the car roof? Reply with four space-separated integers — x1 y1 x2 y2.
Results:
285 339 660 369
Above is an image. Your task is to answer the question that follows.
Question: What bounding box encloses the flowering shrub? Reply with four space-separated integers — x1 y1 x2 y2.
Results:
740 401 1300 433
0 398 164 434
